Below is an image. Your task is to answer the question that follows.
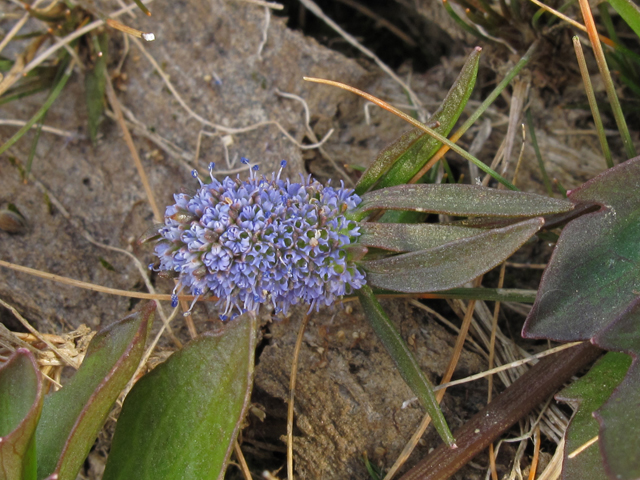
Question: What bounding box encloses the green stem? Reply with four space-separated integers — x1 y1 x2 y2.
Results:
370 287 539 303
356 285 455 447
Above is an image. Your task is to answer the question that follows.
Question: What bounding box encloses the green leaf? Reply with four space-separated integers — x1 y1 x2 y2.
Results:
556 352 631 480
351 184 573 221
102 314 258 480
0 349 43 480
36 302 155 480
85 31 108 145
355 129 427 195
591 301 640 479
355 47 481 194
358 222 480 252
356 285 454 446
523 156 640 341
609 0 640 39
361 217 543 292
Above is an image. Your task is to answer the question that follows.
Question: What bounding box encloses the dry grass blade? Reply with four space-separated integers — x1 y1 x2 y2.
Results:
0 258 187 303
104 71 162 222
234 440 253 479
0 297 79 368
567 434 599 458
287 313 311 480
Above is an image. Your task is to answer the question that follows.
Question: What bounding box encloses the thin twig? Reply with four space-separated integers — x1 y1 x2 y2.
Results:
0 258 202 305
0 119 84 139
276 89 354 185
526 0 615 46
104 71 162 222
131 36 335 152
287 313 311 480
528 426 541 480
234 441 253 480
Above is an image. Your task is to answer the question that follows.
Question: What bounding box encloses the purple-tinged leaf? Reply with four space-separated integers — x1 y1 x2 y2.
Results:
102 314 258 480
523 156 640 341
361 217 543 292
358 222 479 252
36 302 155 480
0 349 43 480
592 300 640 480
556 352 631 480
352 184 573 221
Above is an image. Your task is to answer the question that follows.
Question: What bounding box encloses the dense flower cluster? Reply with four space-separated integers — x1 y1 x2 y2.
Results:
153 160 366 318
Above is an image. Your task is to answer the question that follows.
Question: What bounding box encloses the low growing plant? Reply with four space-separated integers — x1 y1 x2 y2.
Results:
2 0 640 478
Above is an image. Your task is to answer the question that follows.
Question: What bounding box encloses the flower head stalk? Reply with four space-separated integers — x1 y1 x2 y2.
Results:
152 160 366 318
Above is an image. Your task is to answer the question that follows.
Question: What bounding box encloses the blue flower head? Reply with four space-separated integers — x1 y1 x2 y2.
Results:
153 161 366 317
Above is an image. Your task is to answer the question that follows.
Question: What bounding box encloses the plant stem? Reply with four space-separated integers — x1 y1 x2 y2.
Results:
398 342 602 480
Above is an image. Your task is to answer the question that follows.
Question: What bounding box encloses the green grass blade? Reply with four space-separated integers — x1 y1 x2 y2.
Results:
0 60 73 157
525 109 554 193
572 36 614 168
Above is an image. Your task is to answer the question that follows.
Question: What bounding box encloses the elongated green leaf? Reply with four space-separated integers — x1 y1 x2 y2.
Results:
355 129 427 195
361 217 542 292
609 0 640 38
351 184 573 221
85 31 108 145
358 222 479 252
556 352 631 480
356 285 454 446
36 302 155 480
102 314 258 480
0 349 43 480
364 47 481 192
